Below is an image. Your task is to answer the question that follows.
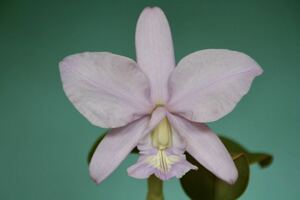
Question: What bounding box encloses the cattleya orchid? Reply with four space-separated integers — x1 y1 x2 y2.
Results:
59 7 262 185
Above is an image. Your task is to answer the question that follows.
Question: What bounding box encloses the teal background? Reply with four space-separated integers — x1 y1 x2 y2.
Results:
1 0 299 199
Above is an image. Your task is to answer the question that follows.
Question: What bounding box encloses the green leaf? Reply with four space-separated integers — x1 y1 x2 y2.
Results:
180 136 273 200
220 136 273 168
180 153 249 200
247 153 273 168
180 153 215 200
147 175 164 200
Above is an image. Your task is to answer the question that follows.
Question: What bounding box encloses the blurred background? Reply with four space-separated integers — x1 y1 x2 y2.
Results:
1 0 299 199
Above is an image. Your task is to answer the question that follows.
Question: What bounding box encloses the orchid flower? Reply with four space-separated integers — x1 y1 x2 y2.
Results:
59 7 262 185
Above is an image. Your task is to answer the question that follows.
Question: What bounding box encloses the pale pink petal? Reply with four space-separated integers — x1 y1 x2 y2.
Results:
89 107 166 184
168 113 238 184
135 7 175 103
59 52 152 128
168 49 263 123
89 117 148 184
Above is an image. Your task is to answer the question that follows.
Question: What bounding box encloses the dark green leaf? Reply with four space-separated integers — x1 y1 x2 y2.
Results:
180 153 215 200
180 153 249 200
247 153 273 168
220 136 273 168
180 136 273 200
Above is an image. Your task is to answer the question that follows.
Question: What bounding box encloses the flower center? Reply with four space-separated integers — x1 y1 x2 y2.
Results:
151 117 172 150
148 116 176 173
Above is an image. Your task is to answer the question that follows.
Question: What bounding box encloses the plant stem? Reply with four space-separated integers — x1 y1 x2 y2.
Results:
146 175 164 200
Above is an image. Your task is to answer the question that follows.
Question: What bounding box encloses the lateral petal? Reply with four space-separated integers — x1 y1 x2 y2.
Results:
168 49 263 123
59 52 152 128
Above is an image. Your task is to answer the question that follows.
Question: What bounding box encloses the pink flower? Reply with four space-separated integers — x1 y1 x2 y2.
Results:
59 7 262 185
